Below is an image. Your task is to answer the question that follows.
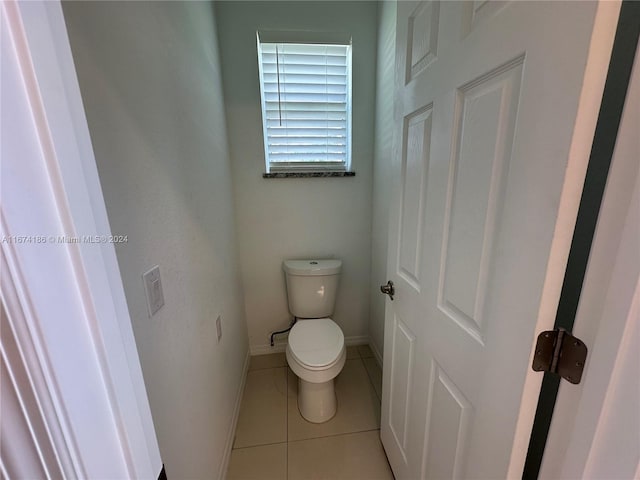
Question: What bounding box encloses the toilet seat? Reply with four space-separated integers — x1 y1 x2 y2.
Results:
288 318 344 370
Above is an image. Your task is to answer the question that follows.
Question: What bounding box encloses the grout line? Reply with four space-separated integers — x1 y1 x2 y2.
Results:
288 428 381 445
248 364 288 372
286 366 289 480
246 365 288 376
286 368 290 443
345 357 363 367
362 358 382 402
232 440 287 451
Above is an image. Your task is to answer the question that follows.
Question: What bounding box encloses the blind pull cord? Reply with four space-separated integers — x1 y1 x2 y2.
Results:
276 44 282 126
325 46 329 159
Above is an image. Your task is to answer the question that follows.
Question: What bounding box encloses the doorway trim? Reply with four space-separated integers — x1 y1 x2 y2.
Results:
522 2 640 477
2 0 162 476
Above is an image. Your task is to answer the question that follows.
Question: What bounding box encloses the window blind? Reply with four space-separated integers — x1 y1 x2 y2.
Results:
258 42 352 171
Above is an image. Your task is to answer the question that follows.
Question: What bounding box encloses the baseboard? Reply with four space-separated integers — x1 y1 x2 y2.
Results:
344 335 369 347
250 335 370 356
369 340 384 368
250 341 288 355
218 348 250 480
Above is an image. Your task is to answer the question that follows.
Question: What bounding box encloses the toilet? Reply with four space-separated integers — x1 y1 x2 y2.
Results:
283 259 346 423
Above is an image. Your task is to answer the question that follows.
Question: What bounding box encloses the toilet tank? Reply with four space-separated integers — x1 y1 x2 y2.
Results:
283 259 341 319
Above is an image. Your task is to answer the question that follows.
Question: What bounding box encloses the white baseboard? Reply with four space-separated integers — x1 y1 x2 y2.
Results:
250 335 370 356
344 335 369 347
250 341 288 355
218 348 250 480
369 340 384 368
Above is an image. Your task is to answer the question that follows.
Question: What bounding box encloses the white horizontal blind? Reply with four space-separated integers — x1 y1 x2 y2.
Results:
258 42 352 171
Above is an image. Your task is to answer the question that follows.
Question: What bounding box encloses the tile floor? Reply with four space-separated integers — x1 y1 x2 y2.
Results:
227 345 393 479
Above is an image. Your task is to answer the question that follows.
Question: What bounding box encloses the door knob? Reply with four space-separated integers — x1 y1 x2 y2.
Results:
380 280 395 300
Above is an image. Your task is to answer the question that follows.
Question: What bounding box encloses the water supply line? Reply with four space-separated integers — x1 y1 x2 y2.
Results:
270 317 297 347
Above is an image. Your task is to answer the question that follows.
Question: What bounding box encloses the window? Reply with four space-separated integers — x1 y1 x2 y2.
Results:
257 35 352 174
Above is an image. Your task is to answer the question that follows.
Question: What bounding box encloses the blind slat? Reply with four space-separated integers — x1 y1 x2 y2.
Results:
261 44 348 55
263 73 347 85
270 138 346 142
270 153 346 162
263 84 347 94
266 119 346 128
262 65 346 76
262 54 347 66
264 93 347 103
270 148 346 155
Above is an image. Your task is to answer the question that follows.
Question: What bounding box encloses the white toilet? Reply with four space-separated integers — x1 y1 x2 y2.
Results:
283 259 346 423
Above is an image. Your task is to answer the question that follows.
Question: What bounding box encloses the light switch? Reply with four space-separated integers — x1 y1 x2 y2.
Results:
143 265 164 316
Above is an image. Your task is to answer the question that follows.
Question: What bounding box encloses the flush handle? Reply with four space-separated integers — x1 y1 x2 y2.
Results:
380 280 395 301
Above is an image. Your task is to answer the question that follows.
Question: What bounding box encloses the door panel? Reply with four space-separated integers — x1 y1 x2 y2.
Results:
423 361 472 480
440 58 523 343
388 315 416 463
381 1 614 478
462 1 509 36
398 107 433 289
407 1 440 82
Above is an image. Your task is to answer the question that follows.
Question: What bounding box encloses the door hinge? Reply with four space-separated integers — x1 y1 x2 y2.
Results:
532 328 587 384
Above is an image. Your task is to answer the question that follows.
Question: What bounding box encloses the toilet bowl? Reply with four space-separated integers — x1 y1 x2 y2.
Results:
286 318 346 423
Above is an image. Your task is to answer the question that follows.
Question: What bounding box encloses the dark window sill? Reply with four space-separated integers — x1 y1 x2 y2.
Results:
263 171 356 179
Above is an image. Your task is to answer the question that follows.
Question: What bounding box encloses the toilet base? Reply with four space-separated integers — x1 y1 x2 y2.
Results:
298 378 336 423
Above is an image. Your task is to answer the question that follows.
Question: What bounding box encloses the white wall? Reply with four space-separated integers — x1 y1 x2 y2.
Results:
62 2 248 478
370 1 397 360
215 1 378 353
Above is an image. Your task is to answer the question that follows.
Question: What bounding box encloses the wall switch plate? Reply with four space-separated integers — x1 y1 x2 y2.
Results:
216 315 222 343
143 265 164 317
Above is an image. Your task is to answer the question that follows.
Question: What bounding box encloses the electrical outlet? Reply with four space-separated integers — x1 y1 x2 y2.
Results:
143 265 164 316
216 315 222 343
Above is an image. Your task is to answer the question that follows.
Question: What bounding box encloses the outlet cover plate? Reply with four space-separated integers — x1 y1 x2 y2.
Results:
143 265 164 316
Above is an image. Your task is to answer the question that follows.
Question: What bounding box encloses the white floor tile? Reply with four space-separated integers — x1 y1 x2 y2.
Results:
228 443 286 480
288 359 380 441
234 367 287 448
288 430 393 480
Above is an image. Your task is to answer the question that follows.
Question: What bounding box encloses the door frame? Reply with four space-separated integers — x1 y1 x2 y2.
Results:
523 2 640 477
2 1 161 476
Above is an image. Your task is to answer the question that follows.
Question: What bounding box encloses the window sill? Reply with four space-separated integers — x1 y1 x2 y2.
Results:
262 171 356 179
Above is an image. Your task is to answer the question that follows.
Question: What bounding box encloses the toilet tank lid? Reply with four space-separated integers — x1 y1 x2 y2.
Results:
283 259 342 276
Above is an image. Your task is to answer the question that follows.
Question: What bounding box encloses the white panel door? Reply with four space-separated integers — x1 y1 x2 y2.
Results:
381 2 618 478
